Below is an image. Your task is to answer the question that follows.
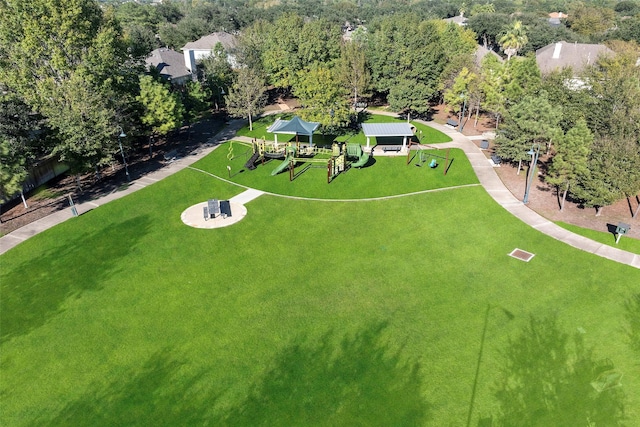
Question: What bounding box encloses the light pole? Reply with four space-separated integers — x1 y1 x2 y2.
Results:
458 93 467 133
523 143 540 204
117 126 130 181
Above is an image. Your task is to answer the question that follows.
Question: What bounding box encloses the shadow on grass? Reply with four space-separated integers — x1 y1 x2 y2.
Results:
624 293 640 355
39 323 430 426
0 215 152 343
45 348 219 427
493 315 625 426
224 322 431 426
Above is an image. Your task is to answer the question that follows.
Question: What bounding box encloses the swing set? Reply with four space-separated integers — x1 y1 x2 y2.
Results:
406 142 452 176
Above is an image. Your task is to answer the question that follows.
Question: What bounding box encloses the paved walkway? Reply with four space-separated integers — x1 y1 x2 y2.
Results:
1 116 639 269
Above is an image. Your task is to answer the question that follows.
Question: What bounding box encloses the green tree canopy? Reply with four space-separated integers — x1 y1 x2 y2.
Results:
225 67 268 131
546 119 593 211
495 92 562 173
137 75 185 138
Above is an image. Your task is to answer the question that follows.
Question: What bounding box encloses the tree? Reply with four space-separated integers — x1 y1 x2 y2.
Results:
261 13 304 89
367 16 446 118
225 68 267 131
0 93 42 197
443 67 477 121
466 12 511 49
339 38 370 107
499 21 528 61
200 42 234 110
495 92 561 174
573 137 629 216
567 3 615 36
479 54 507 129
182 81 211 136
546 119 593 211
137 75 184 151
294 65 350 132
0 0 135 182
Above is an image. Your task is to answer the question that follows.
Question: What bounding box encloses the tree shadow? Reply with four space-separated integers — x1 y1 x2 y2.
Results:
44 348 220 427
493 315 625 426
39 323 431 426
624 293 640 356
0 215 152 343
222 322 431 426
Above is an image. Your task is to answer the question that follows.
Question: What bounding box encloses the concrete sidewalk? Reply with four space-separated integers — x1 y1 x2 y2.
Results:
0 119 247 255
423 120 640 269
2 116 639 269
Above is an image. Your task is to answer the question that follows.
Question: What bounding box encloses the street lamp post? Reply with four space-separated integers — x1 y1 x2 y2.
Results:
458 93 467 133
117 126 130 181
523 143 540 204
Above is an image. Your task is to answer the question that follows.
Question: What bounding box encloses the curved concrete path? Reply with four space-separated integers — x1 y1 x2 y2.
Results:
422 120 640 269
1 116 639 269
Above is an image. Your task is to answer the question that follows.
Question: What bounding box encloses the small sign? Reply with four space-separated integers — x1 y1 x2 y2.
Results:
615 222 631 244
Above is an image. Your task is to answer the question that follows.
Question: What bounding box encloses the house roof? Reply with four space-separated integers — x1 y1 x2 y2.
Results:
182 32 237 52
361 123 414 138
535 41 613 74
443 14 467 26
145 48 191 81
475 45 504 67
267 116 320 135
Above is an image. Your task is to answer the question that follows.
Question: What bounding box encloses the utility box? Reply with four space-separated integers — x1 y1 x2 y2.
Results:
615 222 631 244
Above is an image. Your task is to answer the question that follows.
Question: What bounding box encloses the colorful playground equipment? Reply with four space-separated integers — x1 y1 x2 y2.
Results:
244 139 370 183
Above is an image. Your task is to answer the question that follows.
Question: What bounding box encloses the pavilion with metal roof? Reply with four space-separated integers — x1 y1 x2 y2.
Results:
267 116 321 145
361 123 414 151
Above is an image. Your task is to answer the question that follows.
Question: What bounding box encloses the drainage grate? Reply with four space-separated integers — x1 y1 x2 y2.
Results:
509 248 535 262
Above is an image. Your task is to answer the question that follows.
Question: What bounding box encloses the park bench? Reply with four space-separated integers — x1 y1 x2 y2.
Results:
382 146 401 153
219 200 232 218
164 149 178 162
203 206 209 221
446 119 459 128
208 199 220 218
491 154 501 165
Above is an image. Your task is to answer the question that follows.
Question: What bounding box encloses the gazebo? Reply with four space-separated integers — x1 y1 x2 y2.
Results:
361 123 414 151
267 116 321 146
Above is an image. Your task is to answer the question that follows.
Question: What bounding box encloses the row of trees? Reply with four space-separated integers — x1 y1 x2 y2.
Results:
1 0 639 216
463 49 640 216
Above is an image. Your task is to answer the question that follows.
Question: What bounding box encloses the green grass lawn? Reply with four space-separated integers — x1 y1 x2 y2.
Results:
556 221 640 255
197 141 476 199
1 140 639 426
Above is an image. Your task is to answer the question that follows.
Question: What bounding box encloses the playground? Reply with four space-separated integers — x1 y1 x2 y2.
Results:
1 116 639 426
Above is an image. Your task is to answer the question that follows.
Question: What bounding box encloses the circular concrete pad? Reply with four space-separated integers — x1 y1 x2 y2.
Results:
181 201 247 229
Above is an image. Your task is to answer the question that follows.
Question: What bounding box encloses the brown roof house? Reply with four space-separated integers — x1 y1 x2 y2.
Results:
145 48 192 85
536 41 613 75
182 32 238 74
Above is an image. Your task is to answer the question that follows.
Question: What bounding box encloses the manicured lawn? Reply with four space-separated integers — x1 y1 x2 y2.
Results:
556 221 640 254
195 142 477 199
1 142 639 426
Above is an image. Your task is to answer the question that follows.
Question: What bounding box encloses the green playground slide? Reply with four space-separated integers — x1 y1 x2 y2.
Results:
271 154 293 175
351 151 369 168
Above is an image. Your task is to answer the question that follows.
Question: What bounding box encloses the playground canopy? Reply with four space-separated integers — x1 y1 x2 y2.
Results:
267 116 321 145
361 123 414 151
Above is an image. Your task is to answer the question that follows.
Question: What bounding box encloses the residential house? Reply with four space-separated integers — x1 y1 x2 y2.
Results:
548 12 568 27
535 41 613 75
145 47 192 85
181 32 238 75
443 12 467 26
474 45 504 67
